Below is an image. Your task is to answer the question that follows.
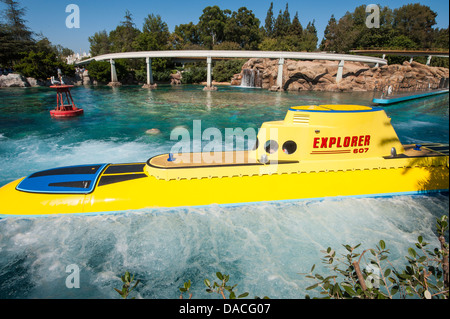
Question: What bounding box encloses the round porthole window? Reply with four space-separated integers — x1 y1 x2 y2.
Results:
282 140 297 154
264 140 278 154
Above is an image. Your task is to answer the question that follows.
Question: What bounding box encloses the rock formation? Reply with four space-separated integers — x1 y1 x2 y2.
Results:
0 71 90 88
170 71 182 85
0 73 31 87
231 58 449 92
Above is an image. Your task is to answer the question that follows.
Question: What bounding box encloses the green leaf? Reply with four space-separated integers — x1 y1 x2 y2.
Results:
418 236 423 243
216 272 223 281
384 269 391 277
379 240 386 250
179 288 187 292
306 283 319 290
417 256 426 263
408 248 417 258
229 291 236 299
342 284 355 296
238 292 249 298
390 286 398 295
310 264 316 272
204 279 211 287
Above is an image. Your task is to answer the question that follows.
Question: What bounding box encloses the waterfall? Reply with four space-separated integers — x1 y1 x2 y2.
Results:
240 68 262 88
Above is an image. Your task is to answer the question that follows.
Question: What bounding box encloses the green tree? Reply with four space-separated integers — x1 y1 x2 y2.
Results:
14 38 74 80
0 0 34 65
301 20 318 51
354 6 396 49
320 15 337 51
181 64 207 84
282 3 291 33
197 6 230 49
86 60 127 83
433 27 449 49
393 3 437 49
264 2 274 37
173 22 201 49
273 4 291 39
388 35 417 50
273 10 285 38
88 30 111 57
213 59 245 82
134 14 170 51
289 11 303 38
109 10 141 53
213 41 241 50
224 7 261 50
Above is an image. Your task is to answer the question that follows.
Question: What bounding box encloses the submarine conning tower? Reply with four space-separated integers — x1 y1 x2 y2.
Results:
255 105 405 163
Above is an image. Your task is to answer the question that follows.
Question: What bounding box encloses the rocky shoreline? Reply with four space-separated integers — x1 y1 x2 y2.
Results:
231 58 449 92
0 70 91 88
2 59 448 92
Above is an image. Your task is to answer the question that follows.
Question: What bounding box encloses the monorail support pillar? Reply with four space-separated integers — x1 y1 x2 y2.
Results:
108 59 122 87
336 60 344 83
143 57 157 88
203 56 217 91
277 57 284 88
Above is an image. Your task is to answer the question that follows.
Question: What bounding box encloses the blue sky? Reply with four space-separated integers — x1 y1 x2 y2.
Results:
2 0 449 55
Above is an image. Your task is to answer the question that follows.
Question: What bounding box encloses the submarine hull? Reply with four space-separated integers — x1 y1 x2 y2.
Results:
0 158 447 217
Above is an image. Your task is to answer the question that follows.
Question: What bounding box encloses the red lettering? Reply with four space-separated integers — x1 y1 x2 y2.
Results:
329 137 336 148
315 135 371 149
343 137 350 147
358 135 364 146
313 137 320 148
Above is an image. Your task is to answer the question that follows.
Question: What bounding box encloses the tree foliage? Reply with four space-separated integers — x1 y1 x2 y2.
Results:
302 215 449 299
320 3 447 53
82 2 449 83
213 59 245 82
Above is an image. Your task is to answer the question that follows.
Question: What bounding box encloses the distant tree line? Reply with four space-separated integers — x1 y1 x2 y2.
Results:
0 0 75 79
88 4 319 55
86 3 320 83
87 2 449 82
320 4 449 66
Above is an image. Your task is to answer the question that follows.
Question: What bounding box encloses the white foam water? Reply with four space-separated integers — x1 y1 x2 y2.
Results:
0 194 447 299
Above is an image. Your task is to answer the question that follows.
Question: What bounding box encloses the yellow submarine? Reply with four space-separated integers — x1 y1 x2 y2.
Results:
0 105 448 217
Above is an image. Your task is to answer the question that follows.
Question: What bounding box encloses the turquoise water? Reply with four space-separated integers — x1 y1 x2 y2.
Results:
0 84 448 299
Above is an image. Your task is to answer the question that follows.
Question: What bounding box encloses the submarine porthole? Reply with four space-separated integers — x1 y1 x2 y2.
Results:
282 141 297 154
265 140 279 154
